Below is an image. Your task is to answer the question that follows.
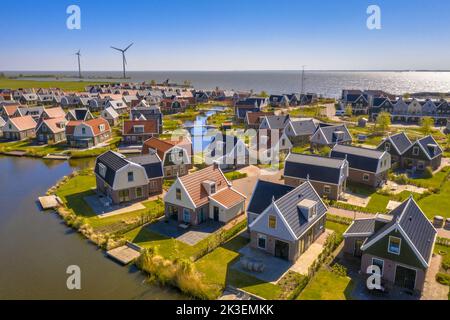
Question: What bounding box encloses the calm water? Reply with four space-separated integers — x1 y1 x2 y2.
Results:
6 71 450 97
0 156 182 300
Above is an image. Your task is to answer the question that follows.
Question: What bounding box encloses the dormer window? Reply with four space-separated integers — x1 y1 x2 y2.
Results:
385 142 390 152
388 236 401 255
297 199 318 221
202 180 217 195
99 124 105 132
268 215 276 229
98 163 107 178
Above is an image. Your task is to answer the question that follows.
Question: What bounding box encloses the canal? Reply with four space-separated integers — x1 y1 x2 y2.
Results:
0 156 183 299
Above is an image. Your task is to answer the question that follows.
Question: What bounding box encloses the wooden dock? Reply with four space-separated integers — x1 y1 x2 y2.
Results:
106 242 142 265
4 150 27 157
43 153 70 160
38 195 62 210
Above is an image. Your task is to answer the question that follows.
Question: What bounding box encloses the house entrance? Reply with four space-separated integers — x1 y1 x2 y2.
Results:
395 265 416 291
274 240 289 260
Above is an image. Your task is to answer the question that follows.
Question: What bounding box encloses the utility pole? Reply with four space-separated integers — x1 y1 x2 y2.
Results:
300 65 306 96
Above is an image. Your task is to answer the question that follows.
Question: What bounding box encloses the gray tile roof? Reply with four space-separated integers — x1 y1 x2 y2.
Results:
344 219 376 235
274 181 328 238
417 135 443 159
388 132 412 155
129 153 163 179
265 115 290 129
331 145 385 173
247 180 295 215
95 151 129 186
284 153 346 184
317 124 352 144
289 119 318 136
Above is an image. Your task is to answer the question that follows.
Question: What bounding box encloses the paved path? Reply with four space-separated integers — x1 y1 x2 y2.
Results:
328 207 450 239
421 254 449 300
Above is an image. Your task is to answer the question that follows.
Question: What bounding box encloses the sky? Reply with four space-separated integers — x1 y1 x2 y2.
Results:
1 0 450 71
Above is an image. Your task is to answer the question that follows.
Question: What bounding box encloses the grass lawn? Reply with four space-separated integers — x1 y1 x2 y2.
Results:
0 77 107 91
0 139 68 157
407 166 450 189
297 268 355 300
418 179 450 219
195 236 282 300
325 220 349 235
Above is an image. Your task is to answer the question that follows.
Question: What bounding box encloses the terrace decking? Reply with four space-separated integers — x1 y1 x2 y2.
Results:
106 242 142 265
38 195 62 210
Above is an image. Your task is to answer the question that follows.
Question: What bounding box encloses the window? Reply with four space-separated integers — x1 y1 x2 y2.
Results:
309 206 317 219
99 124 105 132
98 163 107 178
372 258 384 275
388 236 401 255
176 188 181 200
127 172 134 182
363 173 370 181
412 146 420 156
268 215 276 229
257 234 267 249
385 143 390 151
210 183 216 194
281 139 285 147
324 185 331 194
81 127 86 135
133 125 144 134
418 161 425 170
136 187 143 198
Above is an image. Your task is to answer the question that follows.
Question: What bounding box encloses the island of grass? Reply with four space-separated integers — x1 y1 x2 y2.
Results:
0 77 109 92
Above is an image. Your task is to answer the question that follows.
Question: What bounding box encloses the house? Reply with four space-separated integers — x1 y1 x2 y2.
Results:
269 95 289 108
377 133 443 171
205 134 249 171
2 115 37 140
142 137 193 178
13 106 44 121
284 153 349 200
36 117 67 144
330 145 391 188
0 103 20 120
95 151 163 205
105 99 129 115
164 164 246 225
160 98 188 113
39 107 66 121
235 97 268 120
400 136 443 171
310 124 352 149
101 107 120 126
246 180 295 226
19 93 38 105
66 108 94 121
248 180 327 261
259 115 290 133
377 132 412 166
343 197 437 293
284 118 318 146
257 129 293 159
245 111 274 129
37 94 55 105
193 91 209 103
299 93 317 105
130 102 163 133
66 118 111 148
122 119 159 145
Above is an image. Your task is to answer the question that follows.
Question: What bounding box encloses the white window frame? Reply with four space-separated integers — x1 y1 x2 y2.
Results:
412 146 420 156
363 173 370 181
257 234 267 249
388 236 401 255
98 163 107 178
323 185 331 194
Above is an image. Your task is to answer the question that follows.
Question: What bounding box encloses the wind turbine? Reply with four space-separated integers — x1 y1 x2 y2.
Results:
110 43 133 79
75 50 82 79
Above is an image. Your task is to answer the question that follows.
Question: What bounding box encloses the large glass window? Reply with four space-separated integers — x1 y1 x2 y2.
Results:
268 215 276 229
176 188 181 200
257 234 267 249
372 258 384 275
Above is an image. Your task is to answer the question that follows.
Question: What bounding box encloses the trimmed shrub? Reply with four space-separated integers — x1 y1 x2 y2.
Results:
436 272 450 286
422 167 434 179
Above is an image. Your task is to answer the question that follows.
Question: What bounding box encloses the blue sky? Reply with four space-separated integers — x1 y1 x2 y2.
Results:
1 0 450 71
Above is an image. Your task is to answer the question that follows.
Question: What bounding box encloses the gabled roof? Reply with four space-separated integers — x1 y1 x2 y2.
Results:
379 132 412 155
247 180 295 215
284 153 347 184
67 108 91 121
414 135 443 159
178 165 230 208
273 181 328 238
263 115 290 130
245 111 274 125
37 117 67 134
8 115 37 131
237 107 259 119
103 106 119 119
66 118 110 136
343 218 376 237
95 151 129 186
331 145 387 173
313 124 352 144
142 136 187 159
288 119 318 136
128 153 163 179
360 197 437 267
209 188 246 209
43 107 66 119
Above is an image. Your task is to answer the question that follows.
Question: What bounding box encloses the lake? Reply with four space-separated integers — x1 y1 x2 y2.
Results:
0 156 183 299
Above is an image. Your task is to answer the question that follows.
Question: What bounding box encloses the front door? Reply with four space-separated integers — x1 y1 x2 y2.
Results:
274 240 290 260
199 208 206 223
118 189 130 203
395 265 416 291
183 208 191 224
213 206 220 221
354 240 363 258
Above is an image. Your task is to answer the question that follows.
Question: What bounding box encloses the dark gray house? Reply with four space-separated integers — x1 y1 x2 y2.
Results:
284 153 349 200
330 145 391 188
343 197 437 293
310 124 352 149
248 181 328 262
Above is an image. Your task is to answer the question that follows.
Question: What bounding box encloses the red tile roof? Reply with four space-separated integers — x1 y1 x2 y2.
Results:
123 119 158 135
9 115 37 131
209 188 246 209
65 118 110 136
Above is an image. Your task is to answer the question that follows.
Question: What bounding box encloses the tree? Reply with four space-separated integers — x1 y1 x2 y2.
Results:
375 112 391 134
150 79 157 86
403 93 411 99
420 116 434 135
345 105 353 117
447 134 450 151
259 91 269 98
